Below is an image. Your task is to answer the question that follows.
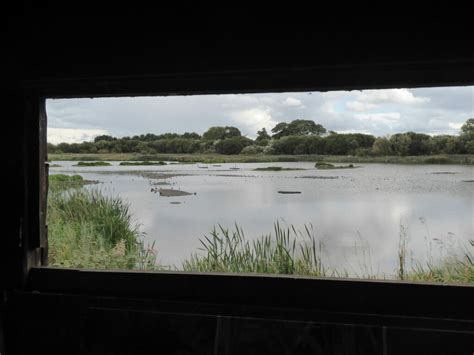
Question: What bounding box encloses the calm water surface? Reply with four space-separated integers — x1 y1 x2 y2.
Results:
51 161 474 275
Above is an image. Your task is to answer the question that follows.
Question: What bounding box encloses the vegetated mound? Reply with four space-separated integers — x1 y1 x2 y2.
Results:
49 174 99 191
152 188 195 197
74 161 111 167
315 162 356 170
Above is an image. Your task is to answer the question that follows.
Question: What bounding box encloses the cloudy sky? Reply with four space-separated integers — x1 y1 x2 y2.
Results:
47 86 473 144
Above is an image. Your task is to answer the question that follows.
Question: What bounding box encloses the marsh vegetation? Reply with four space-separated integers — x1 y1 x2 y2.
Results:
48 175 156 270
74 161 111 167
47 171 474 283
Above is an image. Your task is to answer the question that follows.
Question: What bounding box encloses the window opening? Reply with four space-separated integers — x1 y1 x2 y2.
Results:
45 87 474 283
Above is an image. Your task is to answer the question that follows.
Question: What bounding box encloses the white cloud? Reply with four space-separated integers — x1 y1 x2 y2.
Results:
48 128 109 144
337 129 372 135
357 89 431 105
220 95 260 108
282 97 304 107
230 108 277 138
345 101 377 112
320 91 348 99
353 112 401 132
448 122 463 130
355 112 401 122
321 101 338 116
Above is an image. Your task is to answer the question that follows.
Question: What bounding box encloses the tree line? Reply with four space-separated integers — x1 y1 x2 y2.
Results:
48 118 474 156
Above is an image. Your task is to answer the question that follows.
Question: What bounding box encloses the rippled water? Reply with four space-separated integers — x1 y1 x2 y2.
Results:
50 161 474 275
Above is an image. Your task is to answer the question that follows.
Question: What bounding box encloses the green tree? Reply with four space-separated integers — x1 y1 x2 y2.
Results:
94 135 116 142
47 143 59 154
405 132 432 155
459 118 474 153
182 132 201 139
305 136 325 154
271 120 326 138
430 135 451 154
203 126 241 140
372 137 392 155
324 134 357 155
464 140 474 154
348 133 376 149
446 136 463 154
270 122 289 139
390 134 412 156
461 118 474 135
271 136 304 154
256 127 271 141
214 136 252 155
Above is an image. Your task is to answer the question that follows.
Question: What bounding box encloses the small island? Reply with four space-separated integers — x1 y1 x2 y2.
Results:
152 188 194 197
74 161 111 167
315 162 357 170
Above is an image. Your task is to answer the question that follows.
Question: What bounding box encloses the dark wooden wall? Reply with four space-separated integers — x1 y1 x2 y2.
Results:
2 10 474 354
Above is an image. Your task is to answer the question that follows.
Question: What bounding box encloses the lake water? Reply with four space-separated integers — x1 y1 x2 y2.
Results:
50 161 474 276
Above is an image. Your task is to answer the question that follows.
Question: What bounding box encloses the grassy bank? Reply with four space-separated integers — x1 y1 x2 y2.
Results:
48 174 157 269
182 223 326 276
49 153 474 165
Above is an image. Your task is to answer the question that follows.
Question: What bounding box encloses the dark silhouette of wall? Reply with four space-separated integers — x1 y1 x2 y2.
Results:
2 9 474 354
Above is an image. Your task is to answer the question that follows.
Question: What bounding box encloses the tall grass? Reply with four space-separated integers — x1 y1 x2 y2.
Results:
183 222 474 284
183 222 327 276
406 240 474 283
397 222 410 280
48 175 158 270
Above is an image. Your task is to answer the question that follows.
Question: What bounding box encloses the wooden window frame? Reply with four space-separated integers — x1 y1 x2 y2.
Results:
20 61 474 332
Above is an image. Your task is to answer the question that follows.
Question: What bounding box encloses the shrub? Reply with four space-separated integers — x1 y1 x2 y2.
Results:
214 137 252 155
241 145 264 155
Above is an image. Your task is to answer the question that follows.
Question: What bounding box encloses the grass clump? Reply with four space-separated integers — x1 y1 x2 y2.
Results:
183 222 326 276
183 222 473 284
74 161 111 167
315 162 355 169
423 156 451 164
48 179 157 270
405 240 474 284
49 174 88 191
49 174 100 192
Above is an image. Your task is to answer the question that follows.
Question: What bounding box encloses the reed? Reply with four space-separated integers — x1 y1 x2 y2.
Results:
182 222 327 276
182 222 474 284
48 178 158 270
